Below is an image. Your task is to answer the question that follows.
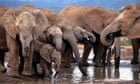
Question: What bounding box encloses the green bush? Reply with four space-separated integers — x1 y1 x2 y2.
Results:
120 37 131 45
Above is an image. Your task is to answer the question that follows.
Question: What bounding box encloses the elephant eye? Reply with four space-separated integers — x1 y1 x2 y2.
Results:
119 19 124 24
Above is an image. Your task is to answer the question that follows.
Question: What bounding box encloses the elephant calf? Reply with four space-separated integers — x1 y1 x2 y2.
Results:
33 41 61 77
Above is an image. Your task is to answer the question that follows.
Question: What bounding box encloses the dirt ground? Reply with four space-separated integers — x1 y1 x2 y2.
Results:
1 45 140 84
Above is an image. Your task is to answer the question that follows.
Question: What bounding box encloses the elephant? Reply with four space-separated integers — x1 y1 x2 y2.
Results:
101 3 140 64
61 26 96 67
59 5 117 67
0 6 10 72
33 41 61 78
1 7 50 77
131 38 140 64
100 5 140 71
22 5 87 76
119 2 140 65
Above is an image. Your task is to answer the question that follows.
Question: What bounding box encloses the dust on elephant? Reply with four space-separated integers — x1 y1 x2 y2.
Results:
33 41 61 77
59 5 117 66
22 5 87 76
1 7 50 77
0 6 10 72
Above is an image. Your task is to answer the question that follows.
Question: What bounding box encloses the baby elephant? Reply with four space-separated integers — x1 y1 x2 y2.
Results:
33 41 61 77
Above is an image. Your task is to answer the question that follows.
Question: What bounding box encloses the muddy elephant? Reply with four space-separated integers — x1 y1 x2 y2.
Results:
0 6 10 72
33 41 61 77
22 5 87 76
61 26 96 67
1 7 51 77
59 5 117 67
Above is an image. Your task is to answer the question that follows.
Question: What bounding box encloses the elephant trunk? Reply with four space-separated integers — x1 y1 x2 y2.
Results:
63 32 87 76
86 32 96 43
53 37 63 51
100 22 121 46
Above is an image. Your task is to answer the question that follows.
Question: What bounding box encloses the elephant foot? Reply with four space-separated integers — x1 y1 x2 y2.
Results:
22 70 32 76
131 60 139 64
61 63 71 68
7 67 19 77
0 65 6 72
106 61 112 66
94 62 103 67
82 62 89 66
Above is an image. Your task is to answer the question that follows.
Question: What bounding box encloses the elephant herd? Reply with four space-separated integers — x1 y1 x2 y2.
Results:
0 2 139 78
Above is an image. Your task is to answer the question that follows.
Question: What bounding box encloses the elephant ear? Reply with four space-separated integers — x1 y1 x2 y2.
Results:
83 8 103 34
131 9 140 19
40 45 52 63
1 9 17 39
32 10 51 39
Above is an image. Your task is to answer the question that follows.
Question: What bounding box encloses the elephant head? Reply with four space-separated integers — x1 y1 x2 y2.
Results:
73 26 96 43
100 9 140 46
2 9 50 57
46 26 63 51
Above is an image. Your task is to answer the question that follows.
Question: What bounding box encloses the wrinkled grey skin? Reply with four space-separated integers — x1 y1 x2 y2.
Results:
33 41 61 77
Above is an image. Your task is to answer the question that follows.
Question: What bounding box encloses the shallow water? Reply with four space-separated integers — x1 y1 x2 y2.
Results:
4 48 140 84
9 60 138 84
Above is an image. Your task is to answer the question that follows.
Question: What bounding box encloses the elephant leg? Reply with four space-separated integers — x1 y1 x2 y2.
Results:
22 43 34 76
40 59 52 77
7 34 19 77
81 44 92 66
0 51 6 72
61 46 74 68
94 42 107 67
54 55 61 77
18 43 24 74
102 47 107 66
114 39 120 69
131 40 139 64
107 48 112 65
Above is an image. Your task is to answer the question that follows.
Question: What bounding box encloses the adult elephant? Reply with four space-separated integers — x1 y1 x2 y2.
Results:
119 2 140 64
22 5 87 76
101 3 140 64
0 6 10 72
100 6 140 59
59 5 117 66
1 7 50 77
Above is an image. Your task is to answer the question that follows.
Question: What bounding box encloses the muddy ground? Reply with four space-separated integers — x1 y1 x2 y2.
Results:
1 45 140 84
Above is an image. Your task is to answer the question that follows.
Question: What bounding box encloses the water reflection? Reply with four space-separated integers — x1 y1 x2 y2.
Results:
4 60 140 84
